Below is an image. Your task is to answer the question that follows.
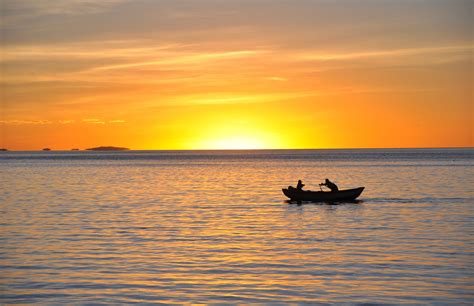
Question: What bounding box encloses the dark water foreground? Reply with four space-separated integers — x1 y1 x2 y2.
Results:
1 149 473 304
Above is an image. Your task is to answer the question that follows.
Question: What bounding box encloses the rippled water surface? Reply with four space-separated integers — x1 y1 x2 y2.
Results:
1 149 473 304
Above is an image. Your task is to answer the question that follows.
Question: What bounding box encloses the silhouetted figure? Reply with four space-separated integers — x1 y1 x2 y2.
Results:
296 180 305 191
320 178 339 192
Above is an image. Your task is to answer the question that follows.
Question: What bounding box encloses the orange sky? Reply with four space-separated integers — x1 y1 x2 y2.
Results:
1 0 472 150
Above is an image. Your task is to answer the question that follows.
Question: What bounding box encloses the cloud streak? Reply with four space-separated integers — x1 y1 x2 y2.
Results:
1 0 128 23
297 45 473 62
2 41 470 87
0 119 125 125
86 50 266 72
0 120 53 125
82 118 126 124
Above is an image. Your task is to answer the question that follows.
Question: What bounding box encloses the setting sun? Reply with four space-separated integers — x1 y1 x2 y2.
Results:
198 137 266 150
186 122 282 150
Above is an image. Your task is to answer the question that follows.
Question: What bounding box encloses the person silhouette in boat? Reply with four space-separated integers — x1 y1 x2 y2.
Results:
320 178 339 192
296 180 305 191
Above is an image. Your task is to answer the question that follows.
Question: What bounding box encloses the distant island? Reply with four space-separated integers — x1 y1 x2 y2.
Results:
71 148 80 151
86 146 130 151
0 148 8 151
42 148 51 151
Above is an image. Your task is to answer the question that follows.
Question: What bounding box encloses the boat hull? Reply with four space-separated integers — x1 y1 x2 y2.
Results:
282 187 364 202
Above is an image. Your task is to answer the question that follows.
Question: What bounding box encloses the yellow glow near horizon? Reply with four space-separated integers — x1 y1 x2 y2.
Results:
198 136 267 150
184 122 283 150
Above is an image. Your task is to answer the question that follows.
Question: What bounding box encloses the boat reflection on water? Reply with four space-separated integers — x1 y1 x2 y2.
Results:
285 199 364 205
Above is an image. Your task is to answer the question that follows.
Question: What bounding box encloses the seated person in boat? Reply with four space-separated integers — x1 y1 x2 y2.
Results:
320 178 339 192
288 180 305 191
296 180 305 191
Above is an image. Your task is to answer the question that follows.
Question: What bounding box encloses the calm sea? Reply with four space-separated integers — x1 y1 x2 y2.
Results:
1 148 473 304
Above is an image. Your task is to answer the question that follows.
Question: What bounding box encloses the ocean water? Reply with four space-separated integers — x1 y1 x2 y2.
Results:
1 148 473 304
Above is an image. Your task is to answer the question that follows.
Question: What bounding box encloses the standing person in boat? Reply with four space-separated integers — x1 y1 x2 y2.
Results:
320 178 339 192
296 180 305 191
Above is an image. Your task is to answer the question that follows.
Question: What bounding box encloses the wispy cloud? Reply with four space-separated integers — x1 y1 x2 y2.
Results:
82 118 105 124
265 76 288 81
0 41 185 61
172 92 319 106
82 118 125 124
0 41 267 85
0 119 126 125
1 0 128 23
297 45 473 62
2 41 470 87
85 50 266 72
59 120 75 124
0 120 52 125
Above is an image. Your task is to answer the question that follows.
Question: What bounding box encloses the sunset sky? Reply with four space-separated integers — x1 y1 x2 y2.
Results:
1 0 472 150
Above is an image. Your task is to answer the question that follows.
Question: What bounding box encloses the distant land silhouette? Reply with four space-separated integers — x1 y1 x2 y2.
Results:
0 148 8 151
42 148 51 151
86 146 130 151
71 148 80 151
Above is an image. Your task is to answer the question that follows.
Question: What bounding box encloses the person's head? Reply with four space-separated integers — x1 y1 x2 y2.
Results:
298 180 302 183
325 178 329 183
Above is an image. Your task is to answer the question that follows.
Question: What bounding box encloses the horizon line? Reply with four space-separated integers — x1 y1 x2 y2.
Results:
1 146 473 152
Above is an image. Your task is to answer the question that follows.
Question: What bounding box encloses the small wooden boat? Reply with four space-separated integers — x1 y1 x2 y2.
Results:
282 187 364 202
